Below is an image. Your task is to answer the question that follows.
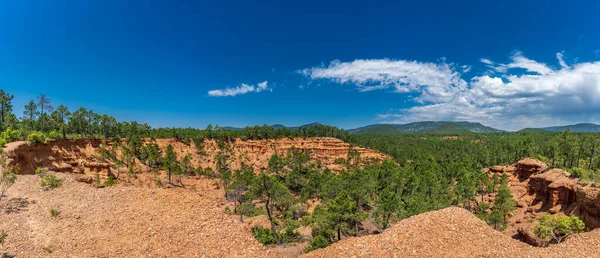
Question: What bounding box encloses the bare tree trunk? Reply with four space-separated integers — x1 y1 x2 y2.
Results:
265 199 280 245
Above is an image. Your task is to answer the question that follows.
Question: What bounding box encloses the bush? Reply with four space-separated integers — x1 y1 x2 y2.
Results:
238 203 265 217
40 174 62 189
49 208 59 217
104 176 117 187
534 214 585 246
251 226 277 245
35 167 44 175
304 235 331 253
282 220 301 241
27 131 46 143
48 131 61 140
1 127 21 142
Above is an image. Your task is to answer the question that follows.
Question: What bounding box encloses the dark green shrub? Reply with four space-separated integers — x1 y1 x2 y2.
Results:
251 226 276 245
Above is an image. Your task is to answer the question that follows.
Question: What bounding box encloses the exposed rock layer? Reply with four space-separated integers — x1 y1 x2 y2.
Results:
3 137 389 179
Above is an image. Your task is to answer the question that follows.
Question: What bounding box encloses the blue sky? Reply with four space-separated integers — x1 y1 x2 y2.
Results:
2 0 600 130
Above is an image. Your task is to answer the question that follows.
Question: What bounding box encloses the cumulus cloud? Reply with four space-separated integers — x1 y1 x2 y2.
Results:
208 81 270 97
300 53 600 130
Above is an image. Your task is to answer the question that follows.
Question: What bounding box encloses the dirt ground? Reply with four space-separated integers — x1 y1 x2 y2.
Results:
303 207 600 258
0 173 277 257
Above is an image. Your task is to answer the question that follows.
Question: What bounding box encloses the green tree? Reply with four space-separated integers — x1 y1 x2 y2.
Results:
23 100 38 130
493 179 516 225
52 104 71 139
488 209 503 230
326 190 366 240
162 144 178 183
250 173 293 245
0 89 14 130
373 188 404 229
36 94 53 132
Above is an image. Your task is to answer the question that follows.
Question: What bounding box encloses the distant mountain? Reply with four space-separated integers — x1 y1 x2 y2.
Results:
348 121 503 134
221 122 325 131
346 124 403 134
423 122 471 134
540 123 600 132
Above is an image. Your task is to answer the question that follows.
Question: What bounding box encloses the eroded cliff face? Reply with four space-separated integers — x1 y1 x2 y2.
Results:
2 137 389 179
484 158 600 245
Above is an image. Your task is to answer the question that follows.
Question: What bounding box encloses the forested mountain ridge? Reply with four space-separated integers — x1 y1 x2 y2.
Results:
348 121 503 134
540 123 600 132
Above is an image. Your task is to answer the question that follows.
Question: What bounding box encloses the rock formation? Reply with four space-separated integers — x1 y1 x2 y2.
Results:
484 158 600 245
2 137 389 179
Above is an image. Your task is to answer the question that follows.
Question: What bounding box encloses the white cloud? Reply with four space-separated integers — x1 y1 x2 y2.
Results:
208 81 269 97
299 59 467 103
556 52 569 69
491 52 553 75
461 65 472 73
479 58 495 65
300 53 600 130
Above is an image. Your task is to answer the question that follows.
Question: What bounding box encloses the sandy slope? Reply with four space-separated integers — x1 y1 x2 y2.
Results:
0 173 277 257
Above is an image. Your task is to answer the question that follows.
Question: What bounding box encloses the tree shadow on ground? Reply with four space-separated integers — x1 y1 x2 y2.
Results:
0 197 32 214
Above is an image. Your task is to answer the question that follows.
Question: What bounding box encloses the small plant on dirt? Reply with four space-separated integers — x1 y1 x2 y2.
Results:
103 175 117 187
0 230 7 248
155 178 164 188
0 161 18 201
40 174 62 189
49 208 59 217
224 206 232 215
94 173 101 187
35 167 44 175
43 246 53 254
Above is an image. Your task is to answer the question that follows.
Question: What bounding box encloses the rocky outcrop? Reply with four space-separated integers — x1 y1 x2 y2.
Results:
483 158 600 246
515 158 547 179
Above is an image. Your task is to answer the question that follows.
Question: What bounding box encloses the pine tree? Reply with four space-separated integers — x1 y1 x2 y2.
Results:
23 100 38 130
162 144 178 183
53 104 70 139
493 178 516 225
36 94 53 132
0 89 14 130
250 173 293 245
